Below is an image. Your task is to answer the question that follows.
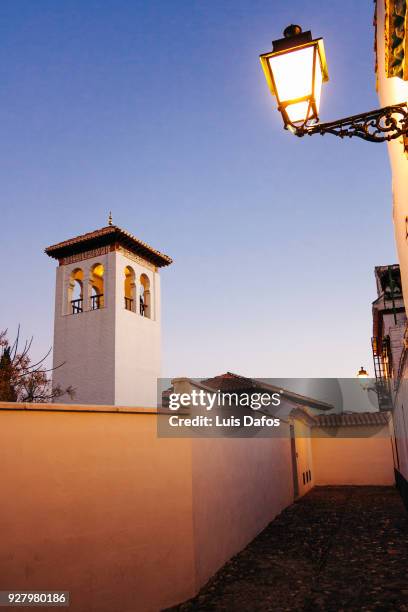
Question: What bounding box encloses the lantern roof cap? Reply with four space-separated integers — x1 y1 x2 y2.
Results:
272 28 312 53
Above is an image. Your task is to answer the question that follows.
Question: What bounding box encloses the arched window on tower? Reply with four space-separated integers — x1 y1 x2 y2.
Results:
124 266 136 312
68 268 84 314
140 274 151 318
90 264 104 310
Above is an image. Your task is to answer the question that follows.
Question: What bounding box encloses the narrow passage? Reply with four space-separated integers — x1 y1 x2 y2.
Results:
170 486 408 611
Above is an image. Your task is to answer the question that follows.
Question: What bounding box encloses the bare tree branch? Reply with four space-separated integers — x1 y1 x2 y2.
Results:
0 328 75 403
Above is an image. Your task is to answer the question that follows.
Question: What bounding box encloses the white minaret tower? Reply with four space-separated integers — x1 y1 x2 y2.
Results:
45 216 172 407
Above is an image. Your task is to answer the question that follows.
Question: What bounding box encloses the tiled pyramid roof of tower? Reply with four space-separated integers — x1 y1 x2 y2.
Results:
45 225 173 267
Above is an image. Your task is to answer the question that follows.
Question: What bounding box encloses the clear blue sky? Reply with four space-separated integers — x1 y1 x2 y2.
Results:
0 0 396 378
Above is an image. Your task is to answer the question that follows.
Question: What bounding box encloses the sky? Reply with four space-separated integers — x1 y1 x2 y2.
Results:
0 0 397 379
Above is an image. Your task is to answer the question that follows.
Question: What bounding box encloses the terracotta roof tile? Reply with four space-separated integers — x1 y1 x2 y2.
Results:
202 372 257 392
313 412 390 428
45 225 172 267
199 372 333 411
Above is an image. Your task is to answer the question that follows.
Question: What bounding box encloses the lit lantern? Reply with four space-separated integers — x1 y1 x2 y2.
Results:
357 366 369 379
259 25 329 131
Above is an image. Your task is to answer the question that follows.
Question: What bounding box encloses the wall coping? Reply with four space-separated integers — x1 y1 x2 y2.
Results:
0 402 158 414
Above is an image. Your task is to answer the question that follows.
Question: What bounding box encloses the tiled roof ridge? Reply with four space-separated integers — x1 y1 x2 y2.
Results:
314 411 390 428
201 373 333 411
219 371 254 381
45 224 172 266
45 225 114 250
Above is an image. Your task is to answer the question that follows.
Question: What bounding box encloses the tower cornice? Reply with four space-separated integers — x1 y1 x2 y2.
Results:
45 225 173 268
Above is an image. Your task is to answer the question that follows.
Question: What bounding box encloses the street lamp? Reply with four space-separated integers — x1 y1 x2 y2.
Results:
259 25 328 131
357 366 369 380
356 366 393 411
259 25 408 142
357 366 371 392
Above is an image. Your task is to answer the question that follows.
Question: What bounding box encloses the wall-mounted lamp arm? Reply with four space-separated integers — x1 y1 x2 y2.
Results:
294 103 408 143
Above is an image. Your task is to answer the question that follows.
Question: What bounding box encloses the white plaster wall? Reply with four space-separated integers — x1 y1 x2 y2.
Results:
376 2 408 309
52 252 116 405
392 380 408 480
393 403 408 479
382 311 406 336
52 250 161 407
389 323 405 376
376 2 408 482
114 251 161 407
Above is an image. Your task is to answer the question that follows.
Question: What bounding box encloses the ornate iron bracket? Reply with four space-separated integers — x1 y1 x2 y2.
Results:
294 103 408 143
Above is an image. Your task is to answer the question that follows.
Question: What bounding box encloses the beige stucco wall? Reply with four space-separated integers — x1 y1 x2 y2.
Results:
293 418 314 497
0 403 295 611
2 397 392 612
312 425 395 485
170 378 295 587
0 405 196 612
191 436 293 587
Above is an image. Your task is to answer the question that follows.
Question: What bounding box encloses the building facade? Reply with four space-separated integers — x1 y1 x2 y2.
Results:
375 1 408 494
371 264 406 410
375 1 408 301
45 223 172 407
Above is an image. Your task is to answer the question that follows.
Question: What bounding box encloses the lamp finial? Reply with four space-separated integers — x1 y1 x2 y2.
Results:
283 24 302 38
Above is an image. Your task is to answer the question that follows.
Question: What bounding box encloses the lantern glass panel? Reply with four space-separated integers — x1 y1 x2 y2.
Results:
268 46 314 104
313 51 323 114
286 101 311 123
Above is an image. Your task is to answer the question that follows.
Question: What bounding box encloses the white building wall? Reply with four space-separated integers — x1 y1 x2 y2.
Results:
376 2 408 309
392 383 408 481
114 251 161 407
376 2 408 482
52 252 116 405
52 250 161 407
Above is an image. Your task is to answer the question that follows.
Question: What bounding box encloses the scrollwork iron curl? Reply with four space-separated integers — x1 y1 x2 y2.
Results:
294 103 408 143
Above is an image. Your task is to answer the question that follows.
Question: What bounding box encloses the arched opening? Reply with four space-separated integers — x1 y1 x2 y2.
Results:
140 273 151 318
68 268 84 314
90 264 104 310
124 266 136 312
